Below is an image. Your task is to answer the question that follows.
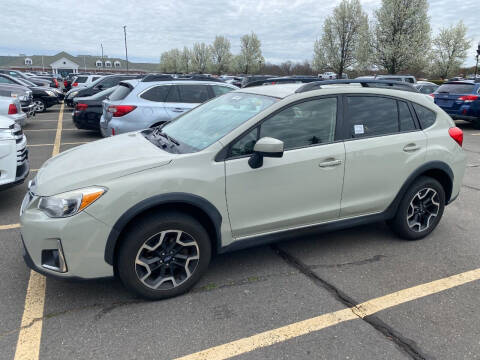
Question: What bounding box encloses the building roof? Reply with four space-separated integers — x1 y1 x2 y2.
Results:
0 51 159 72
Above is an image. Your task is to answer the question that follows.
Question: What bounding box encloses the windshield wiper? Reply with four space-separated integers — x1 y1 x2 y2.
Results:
158 131 179 146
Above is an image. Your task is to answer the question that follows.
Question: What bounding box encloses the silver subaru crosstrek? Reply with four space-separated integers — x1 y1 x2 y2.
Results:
20 80 466 300
99 80 237 137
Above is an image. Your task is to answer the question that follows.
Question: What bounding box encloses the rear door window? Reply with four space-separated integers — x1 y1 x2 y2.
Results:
346 96 398 137
140 85 170 102
75 76 88 83
179 85 210 103
412 103 436 129
108 84 133 101
436 83 475 94
92 77 101 82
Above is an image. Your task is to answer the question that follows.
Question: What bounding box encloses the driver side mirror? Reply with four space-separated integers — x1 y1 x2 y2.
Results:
248 137 284 169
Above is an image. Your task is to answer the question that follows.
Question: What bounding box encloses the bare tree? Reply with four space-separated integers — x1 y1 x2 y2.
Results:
180 46 191 74
210 35 232 75
239 32 264 74
431 21 470 79
373 0 431 74
191 43 210 73
312 0 369 77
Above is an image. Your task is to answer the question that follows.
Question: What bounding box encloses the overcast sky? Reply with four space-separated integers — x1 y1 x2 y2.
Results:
0 0 478 66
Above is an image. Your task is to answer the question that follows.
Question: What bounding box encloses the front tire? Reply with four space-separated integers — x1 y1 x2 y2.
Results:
117 212 211 300
388 176 445 240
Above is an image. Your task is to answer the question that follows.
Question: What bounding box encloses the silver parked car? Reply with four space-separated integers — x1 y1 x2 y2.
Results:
100 80 237 137
414 81 439 95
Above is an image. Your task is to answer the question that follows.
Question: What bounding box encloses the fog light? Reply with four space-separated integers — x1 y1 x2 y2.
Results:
41 240 67 272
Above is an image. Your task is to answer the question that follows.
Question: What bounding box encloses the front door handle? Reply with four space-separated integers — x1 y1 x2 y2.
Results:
403 143 421 152
319 159 343 168
172 108 186 113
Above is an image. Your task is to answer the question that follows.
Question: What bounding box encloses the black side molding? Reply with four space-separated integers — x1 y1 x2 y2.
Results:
104 193 222 265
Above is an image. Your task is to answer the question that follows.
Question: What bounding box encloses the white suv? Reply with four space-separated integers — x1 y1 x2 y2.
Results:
20 80 466 299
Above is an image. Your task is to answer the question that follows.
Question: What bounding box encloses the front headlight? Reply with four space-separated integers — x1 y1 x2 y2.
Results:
0 128 13 140
45 90 56 97
38 187 106 218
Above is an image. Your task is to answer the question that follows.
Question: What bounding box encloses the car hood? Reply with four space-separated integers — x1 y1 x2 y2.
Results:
34 132 174 196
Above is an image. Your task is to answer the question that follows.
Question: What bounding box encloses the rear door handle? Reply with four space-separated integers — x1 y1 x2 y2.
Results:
319 159 342 168
403 143 421 152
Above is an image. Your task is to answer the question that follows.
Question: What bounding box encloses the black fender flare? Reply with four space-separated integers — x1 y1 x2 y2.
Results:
104 193 222 265
384 160 454 217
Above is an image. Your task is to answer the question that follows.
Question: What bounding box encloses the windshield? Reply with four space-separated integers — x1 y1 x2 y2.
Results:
161 92 278 151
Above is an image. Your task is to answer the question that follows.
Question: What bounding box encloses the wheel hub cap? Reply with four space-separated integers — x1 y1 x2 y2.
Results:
135 230 200 290
407 187 440 232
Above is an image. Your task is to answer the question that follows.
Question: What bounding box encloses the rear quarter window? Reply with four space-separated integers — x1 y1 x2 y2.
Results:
412 103 436 129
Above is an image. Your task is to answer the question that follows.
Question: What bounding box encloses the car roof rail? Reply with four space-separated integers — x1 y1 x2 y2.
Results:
295 79 419 93
141 74 175 82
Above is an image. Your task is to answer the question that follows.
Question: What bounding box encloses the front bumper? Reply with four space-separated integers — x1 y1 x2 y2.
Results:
20 203 114 279
42 95 59 108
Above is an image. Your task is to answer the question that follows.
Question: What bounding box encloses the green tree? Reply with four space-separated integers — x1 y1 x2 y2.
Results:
180 46 191 73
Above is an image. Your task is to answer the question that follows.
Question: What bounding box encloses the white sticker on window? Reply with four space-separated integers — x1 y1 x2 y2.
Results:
354 124 364 135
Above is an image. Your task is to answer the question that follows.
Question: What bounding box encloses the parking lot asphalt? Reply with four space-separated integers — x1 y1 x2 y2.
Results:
0 104 480 360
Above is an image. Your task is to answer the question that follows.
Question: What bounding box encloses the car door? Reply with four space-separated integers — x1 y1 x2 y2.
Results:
137 84 170 125
225 97 345 239
340 95 427 217
163 84 209 119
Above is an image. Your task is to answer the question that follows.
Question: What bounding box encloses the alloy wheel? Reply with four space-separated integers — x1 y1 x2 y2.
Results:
407 187 440 232
34 100 45 112
135 230 200 290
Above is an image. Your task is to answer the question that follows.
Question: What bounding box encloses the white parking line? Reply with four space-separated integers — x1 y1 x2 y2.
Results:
176 268 480 360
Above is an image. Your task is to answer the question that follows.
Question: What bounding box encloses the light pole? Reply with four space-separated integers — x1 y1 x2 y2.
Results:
123 25 129 73
475 41 480 81
101 43 104 72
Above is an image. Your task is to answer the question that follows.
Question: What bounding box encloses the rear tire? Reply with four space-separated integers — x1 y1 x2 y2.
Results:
117 211 211 300
388 176 445 240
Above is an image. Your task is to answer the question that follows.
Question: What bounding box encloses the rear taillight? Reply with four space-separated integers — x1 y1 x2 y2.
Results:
8 103 18 115
429 93 435 97
64 80 68 87
112 128 115 136
458 95 478 103
107 105 137 117
75 103 88 111
448 127 463 147
73 82 78 87
53 79 59 88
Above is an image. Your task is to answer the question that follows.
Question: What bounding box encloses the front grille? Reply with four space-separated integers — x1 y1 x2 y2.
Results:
17 147 28 165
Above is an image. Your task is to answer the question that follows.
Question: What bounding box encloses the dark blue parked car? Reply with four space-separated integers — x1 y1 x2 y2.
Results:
433 81 480 128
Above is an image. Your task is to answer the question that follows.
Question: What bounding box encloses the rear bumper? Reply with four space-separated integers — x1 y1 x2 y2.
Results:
9 112 27 127
73 112 101 131
0 159 29 190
